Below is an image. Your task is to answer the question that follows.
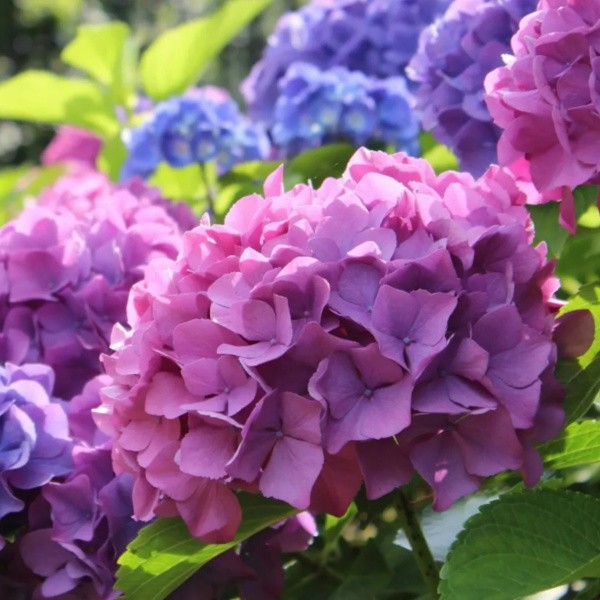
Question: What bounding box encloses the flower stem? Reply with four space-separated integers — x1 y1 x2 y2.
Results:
199 162 216 218
396 488 440 599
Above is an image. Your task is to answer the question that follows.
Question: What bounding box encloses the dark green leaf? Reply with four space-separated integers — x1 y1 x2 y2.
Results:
288 144 355 187
116 494 297 600
0 71 118 136
140 0 274 100
440 490 600 600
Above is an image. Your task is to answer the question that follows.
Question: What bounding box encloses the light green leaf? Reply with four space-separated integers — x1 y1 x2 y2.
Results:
440 490 600 600
541 420 600 470
97 134 128 181
0 71 118 136
0 164 64 224
561 354 600 423
422 143 459 174
115 494 298 600
140 0 274 101
528 202 568 258
61 22 135 102
148 163 205 210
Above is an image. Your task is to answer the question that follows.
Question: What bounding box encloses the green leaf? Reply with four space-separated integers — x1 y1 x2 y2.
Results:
148 163 204 201
0 71 118 136
115 494 298 600
61 22 135 102
528 201 569 258
97 134 128 181
440 490 600 600
562 354 600 423
422 143 459 174
558 284 600 368
288 144 355 187
541 420 600 470
140 0 274 101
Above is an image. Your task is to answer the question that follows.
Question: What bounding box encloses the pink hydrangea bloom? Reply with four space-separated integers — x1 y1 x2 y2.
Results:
484 0 600 230
97 148 562 541
0 171 195 399
42 126 102 169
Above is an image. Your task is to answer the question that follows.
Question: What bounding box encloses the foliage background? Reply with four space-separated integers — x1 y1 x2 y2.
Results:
0 0 301 167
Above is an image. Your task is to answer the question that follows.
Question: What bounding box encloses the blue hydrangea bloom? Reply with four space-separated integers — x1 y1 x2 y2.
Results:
0 363 72 522
121 87 271 181
407 0 538 176
242 0 452 122
272 63 419 156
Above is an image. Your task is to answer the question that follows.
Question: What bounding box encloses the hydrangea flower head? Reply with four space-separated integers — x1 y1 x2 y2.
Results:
121 87 271 181
242 0 452 122
0 171 194 399
409 0 538 176
272 62 419 156
97 148 562 542
484 0 600 194
0 362 72 526
20 444 142 599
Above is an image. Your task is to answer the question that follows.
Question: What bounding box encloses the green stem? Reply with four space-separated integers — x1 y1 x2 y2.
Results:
199 162 217 217
396 488 440 599
294 552 345 583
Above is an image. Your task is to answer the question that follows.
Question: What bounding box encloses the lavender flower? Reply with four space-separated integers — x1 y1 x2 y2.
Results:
408 0 538 175
0 363 72 526
121 87 271 181
272 62 419 156
0 171 194 399
243 0 452 122
20 444 142 599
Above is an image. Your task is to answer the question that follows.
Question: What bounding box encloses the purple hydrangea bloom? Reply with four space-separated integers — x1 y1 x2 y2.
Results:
0 171 194 400
20 443 142 599
272 62 419 156
168 513 317 600
97 149 564 542
0 363 72 526
242 0 452 122
408 0 538 175
121 87 271 181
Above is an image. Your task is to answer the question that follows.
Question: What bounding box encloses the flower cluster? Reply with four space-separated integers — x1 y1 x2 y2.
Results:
272 62 419 156
20 443 142 599
97 148 562 543
121 87 271 181
0 363 72 532
409 0 538 176
242 0 452 122
485 0 600 194
0 170 195 399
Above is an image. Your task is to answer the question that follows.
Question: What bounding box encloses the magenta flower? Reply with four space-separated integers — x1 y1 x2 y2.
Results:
98 147 563 541
484 0 600 227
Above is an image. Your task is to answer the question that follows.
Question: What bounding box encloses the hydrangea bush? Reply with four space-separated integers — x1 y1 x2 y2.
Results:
0 1 600 599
